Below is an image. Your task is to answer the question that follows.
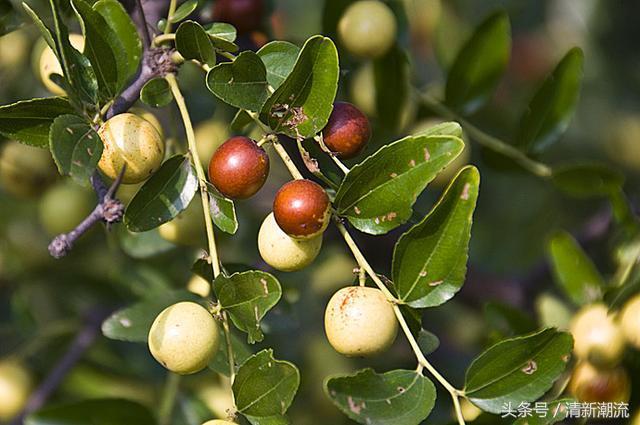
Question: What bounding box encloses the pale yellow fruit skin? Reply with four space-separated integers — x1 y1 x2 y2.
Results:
196 381 234 420
39 182 94 236
0 29 30 71
459 398 482 422
158 197 205 246
129 107 164 140
632 411 640 425
570 304 626 368
0 359 33 421
195 120 229 167
98 113 165 184
338 1 397 59
568 362 630 403
187 274 211 298
534 293 572 330
325 286 398 356
148 302 220 375
38 33 84 95
202 420 237 425
258 213 322 272
0 141 57 198
620 294 640 349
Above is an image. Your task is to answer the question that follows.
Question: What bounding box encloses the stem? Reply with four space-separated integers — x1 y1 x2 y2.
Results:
153 33 176 46
418 93 552 178
158 373 180 425
314 134 350 174
272 139 304 180
135 0 152 47
164 0 177 34
222 311 236 383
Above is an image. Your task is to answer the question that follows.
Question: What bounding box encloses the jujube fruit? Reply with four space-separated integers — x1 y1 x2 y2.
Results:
0 141 57 198
324 286 398 356
322 102 371 159
148 301 219 375
258 213 322 272
158 196 206 246
212 0 264 34
570 303 626 368
202 420 237 425
208 136 269 199
129 107 164 140
568 362 630 403
98 113 165 184
0 358 33 421
619 294 640 349
273 179 330 239
187 274 211 298
37 33 85 95
338 1 397 59
39 181 94 236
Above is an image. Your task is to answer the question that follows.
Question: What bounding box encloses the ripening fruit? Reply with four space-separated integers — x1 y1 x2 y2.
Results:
258 213 322 272
39 182 94 236
208 136 269 199
338 1 397 59
37 33 85 95
273 179 330 239
324 286 398 356
619 294 640 349
570 304 626 368
158 197 205 246
148 301 220 375
568 362 631 403
98 113 165 184
195 120 229 167
202 420 237 425
0 141 57 198
129 107 164 140
322 102 370 159
0 358 33 421
212 0 264 34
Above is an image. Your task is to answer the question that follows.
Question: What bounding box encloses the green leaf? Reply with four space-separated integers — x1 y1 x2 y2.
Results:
233 349 300 423
334 125 465 234
209 329 253 376
25 399 155 425
124 155 198 232
214 271 281 343
204 22 237 42
551 162 623 198
516 48 584 153
93 0 142 86
0 97 75 147
464 328 573 414
49 114 103 184
257 41 300 89
260 35 339 139
392 166 479 307
116 227 176 259
445 12 511 115
417 329 440 355
140 77 173 108
102 290 200 342
176 20 217 67
484 301 537 338
548 231 604 305
206 51 270 111
207 184 238 234
22 3 55 49
169 0 198 23
374 45 410 131
325 369 436 425
512 398 574 425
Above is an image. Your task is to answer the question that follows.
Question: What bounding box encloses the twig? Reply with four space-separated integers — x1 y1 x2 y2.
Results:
135 0 152 47
158 373 181 425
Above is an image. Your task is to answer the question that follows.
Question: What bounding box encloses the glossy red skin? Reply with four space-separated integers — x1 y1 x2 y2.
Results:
323 102 371 159
273 179 330 238
208 136 269 199
212 0 264 34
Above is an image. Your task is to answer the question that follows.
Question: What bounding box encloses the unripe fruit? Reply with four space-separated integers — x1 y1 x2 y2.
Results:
322 102 370 159
148 302 219 375
208 136 269 199
202 420 237 425
570 304 626 368
619 294 640 349
195 381 234 420
338 1 397 59
129 107 164 140
324 286 398 356
258 213 322 272
0 29 29 71
273 179 330 239
158 197 205 246
0 141 56 198
195 120 229 167
0 358 33 421
98 113 165 184
187 274 211 298
212 0 264 34
568 362 631 403
39 182 94 236
38 33 85 95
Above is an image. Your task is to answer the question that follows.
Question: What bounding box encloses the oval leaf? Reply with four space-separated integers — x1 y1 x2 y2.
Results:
325 369 436 425
257 41 300 90
259 35 339 139
445 12 511 115
548 231 604 305
0 97 75 147
206 51 270 111
214 270 281 343
176 20 217 67
233 349 300 422
392 166 479 307
140 77 173 108
49 114 103 184
551 162 623 198
374 45 410 131
334 128 465 235
517 48 584 153
124 155 198 232
207 184 238 234
464 328 573 414
25 399 155 425
205 22 236 42
169 0 198 23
